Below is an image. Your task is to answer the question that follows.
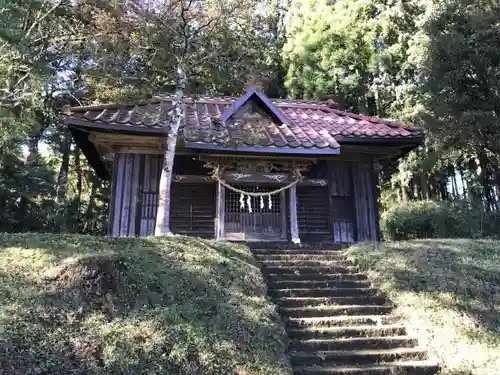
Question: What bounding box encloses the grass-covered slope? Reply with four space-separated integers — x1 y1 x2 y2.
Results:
346 239 500 375
0 234 292 375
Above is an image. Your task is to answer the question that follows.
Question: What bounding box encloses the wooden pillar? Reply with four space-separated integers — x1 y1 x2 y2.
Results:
289 184 301 244
280 190 287 240
372 166 382 242
107 155 119 236
215 181 225 240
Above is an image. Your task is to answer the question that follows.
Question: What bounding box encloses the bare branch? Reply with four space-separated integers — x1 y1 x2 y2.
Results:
25 1 63 39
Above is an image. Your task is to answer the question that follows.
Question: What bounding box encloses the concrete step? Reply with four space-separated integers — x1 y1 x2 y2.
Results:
290 347 428 366
280 305 394 318
287 325 407 340
261 260 352 267
251 249 343 255
250 242 343 249
269 287 378 298
290 336 418 352
292 359 440 375
268 279 371 289
287 315 400 329
278 296 388 308
265 273 368 282
255 254 348 261
263 265 358 274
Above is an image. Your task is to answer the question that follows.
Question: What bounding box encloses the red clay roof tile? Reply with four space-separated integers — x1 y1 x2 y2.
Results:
64 92 423 150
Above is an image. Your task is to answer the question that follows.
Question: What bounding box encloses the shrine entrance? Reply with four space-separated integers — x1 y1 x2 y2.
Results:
224 185 287 241
204 156 311 244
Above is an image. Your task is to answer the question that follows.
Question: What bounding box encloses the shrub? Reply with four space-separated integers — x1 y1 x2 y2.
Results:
478 211 500 238
381 200 476 240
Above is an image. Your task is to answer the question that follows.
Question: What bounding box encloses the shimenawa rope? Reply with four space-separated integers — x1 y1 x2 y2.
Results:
211 165 302 197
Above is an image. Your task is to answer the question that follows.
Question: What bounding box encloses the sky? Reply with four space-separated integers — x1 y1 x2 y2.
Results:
21 141 52 158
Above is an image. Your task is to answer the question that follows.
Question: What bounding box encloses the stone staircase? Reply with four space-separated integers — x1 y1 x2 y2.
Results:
252 247 439 375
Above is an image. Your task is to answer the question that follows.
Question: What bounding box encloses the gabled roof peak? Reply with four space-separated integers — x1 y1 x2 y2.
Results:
219 87 290 125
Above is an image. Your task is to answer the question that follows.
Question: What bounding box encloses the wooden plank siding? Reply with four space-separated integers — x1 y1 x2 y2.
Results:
138 154 162 236
109 154 161 236
170 183 216 237
110 154 138 236
109 153 216 237
352 162 379 242
107 153 380 243
328 161 356 244
297 186 330 242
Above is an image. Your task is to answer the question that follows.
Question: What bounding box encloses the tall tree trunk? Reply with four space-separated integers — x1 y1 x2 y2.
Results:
491 164 500 211
83 180 100 233
401 185 410 202
451 170 459 199
56 129 71 204
419 172 430 200
75 146 82 212
155 64 186 236
468 158 482 209
459 165 467 199
478 152 494 211
439 178 448 200
428 176 437 200
26 136 39 164
17 135 40 229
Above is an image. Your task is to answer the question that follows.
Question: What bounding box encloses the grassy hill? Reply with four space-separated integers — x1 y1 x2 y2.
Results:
347 239 500 375
0 234 292 375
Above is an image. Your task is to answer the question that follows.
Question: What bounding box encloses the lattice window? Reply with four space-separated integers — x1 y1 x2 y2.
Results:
224 185 284 241
140 191 158 219
297 186 330 234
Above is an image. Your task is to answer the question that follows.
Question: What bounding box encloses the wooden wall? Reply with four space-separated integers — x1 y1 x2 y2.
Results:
170 182 216 237
108 153 216 238
297 186 330 242
328 160 379 243
352 163 380 242
295 159 380 244
107 153 380 243
108 154 162 237
329 161 355 243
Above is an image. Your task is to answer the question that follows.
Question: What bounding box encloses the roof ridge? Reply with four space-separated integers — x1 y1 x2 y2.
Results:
327 107 421 131
64 96 336 114
62 94 423 135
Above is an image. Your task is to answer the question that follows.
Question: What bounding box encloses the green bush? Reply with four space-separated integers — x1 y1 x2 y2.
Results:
478 211 500 238
380 200 500 240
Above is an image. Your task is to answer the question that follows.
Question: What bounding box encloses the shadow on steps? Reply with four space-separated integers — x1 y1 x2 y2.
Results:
251 245 440 375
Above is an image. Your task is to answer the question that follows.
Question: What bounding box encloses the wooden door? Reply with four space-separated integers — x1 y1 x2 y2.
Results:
224 185 286 241
135 155 162 236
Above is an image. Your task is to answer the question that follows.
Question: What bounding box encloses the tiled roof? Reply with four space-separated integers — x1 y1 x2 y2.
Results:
63 90 423 150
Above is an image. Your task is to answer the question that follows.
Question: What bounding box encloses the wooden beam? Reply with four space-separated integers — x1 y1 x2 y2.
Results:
289 184 300 244
89 132 166 155
172 175 214 183
300 179 328 187
215 181 225 240
199 153 317 162
223 171 292 184
172 173 328 187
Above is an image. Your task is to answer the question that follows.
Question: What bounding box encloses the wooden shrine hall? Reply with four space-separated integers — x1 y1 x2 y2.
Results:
63 88 423 243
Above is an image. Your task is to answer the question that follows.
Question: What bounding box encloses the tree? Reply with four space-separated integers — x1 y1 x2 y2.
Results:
92 0 277 235
422 0 500 157
283 0 426 118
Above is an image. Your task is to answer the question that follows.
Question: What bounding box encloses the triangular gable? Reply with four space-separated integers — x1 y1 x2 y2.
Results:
220 87 290 125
